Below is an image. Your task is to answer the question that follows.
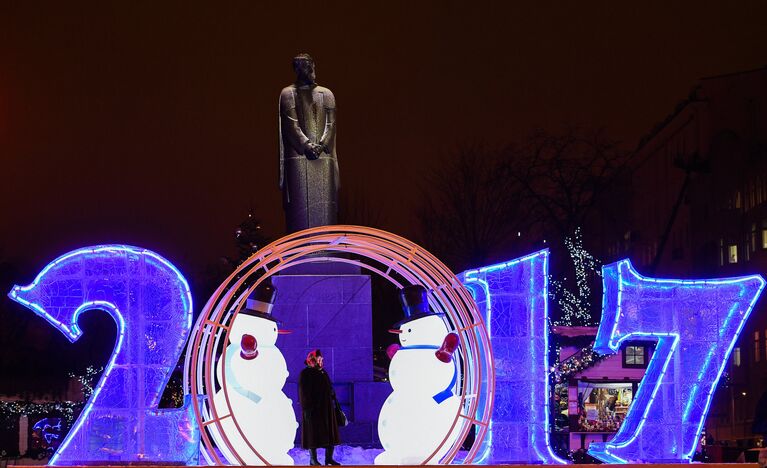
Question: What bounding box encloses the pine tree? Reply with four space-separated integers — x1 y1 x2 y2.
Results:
234 211 270 264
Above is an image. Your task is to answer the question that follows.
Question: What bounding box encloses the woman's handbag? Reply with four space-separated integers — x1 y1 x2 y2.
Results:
334 398 348 427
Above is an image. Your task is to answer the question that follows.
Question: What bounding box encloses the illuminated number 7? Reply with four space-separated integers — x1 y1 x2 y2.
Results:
8 245 200 465
589 259 765 463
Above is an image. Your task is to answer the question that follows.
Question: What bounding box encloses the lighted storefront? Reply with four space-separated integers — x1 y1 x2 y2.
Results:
575 381 634 433
551 327 653 456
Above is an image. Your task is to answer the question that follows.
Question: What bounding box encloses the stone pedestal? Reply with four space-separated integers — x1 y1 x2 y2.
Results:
273 271 390 446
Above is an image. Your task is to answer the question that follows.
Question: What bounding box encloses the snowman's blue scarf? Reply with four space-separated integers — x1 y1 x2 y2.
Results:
399 345 457 404
224 343 262 403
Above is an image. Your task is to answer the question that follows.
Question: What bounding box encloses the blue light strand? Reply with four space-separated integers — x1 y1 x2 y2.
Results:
461 250 565 465
8 245 198 465
589 259 765 463
51 300 125 464
541 253 567 464
9 246 193 337
461 279 492 464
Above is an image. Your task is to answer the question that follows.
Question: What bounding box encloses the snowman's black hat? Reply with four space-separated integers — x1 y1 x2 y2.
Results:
239 278 280 323
392 284 443 328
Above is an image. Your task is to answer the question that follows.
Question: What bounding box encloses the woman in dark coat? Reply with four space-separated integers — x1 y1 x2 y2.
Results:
299 349 340 465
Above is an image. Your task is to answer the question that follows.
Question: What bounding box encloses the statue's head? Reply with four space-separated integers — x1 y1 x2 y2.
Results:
292 53 316 85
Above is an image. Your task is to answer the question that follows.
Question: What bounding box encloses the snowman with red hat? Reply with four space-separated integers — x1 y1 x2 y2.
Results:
212 278 297 465
375 285 461 465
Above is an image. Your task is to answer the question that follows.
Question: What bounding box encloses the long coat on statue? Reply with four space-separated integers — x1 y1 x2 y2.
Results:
279 83 339 233
298 365 340 449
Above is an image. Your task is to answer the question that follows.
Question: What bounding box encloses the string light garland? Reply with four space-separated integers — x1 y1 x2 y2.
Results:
0 367 101 426
0 401 79 426
67 366 101 400
548 228 604 385
550 227 601 327
551 343 606 384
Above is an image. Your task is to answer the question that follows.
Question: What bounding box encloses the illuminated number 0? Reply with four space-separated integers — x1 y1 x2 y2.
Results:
589 259 765 463
9 245 200 465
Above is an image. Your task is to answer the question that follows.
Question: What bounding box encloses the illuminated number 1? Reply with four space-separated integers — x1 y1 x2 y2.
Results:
8 245 200 465
589 259 765 463
461 250 565 464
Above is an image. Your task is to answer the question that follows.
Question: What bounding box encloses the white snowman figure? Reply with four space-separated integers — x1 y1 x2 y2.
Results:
212 279 298 465
375 285 462 465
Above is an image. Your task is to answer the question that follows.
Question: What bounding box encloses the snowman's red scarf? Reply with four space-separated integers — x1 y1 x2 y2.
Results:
224 343 262 403
399 345 457 404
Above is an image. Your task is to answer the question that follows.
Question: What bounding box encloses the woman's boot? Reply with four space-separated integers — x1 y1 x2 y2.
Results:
325 446 340 465
309 448 320 466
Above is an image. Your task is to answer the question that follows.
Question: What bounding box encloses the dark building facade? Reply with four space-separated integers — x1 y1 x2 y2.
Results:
611 66 767 445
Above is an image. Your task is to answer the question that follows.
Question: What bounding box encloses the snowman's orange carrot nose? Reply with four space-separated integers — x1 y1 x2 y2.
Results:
388 328 402 334
277 329 292 334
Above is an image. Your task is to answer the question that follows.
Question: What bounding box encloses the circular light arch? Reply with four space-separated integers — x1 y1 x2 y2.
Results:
184 225 494 465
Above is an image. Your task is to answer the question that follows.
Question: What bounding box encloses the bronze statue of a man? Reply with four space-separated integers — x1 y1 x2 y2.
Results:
279 54 339 233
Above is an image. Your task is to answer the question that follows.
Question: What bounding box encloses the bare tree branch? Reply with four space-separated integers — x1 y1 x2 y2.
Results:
502 127 632 240
416 144 531 272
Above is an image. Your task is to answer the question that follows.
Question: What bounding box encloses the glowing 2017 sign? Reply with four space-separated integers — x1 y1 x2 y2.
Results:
8 241 765 465
8 245 200 465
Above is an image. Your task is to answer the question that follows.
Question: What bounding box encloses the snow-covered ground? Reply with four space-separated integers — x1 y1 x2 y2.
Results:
288 445 383 465
2 445 471 465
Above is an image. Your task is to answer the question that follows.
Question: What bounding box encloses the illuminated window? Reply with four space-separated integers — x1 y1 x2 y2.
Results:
755 331 761 363
576 381 634 433
733 347 741 367
623 344 648 368
728 245 738 264
762 220 767 249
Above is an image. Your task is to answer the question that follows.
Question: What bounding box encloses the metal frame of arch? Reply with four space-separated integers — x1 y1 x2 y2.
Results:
183 225 495 465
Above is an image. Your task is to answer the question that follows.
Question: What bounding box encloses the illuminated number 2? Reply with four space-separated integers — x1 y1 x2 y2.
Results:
8 245 200 465
589 259 765 463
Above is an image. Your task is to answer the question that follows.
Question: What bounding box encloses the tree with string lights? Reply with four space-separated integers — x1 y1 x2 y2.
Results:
234 211 270 265
549 227 602 327
501 127 632 326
